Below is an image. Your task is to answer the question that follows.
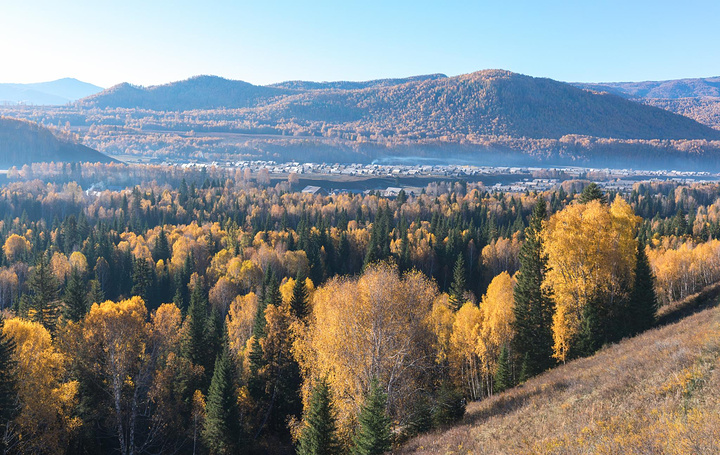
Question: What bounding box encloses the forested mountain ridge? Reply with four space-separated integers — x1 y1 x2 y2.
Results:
575 76 720 99
0 117 114 166
78 70 720 141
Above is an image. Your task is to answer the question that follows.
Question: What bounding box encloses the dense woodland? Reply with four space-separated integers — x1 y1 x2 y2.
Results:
0 163 719 454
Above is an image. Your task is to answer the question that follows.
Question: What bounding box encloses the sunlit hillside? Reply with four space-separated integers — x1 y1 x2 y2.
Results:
399 295 720 454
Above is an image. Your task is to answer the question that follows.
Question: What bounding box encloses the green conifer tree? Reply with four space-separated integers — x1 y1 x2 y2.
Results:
297 378 341 455
448 254 466 311
27 254 60 333
578 183 608 204
0 315 17 452
493 346 512 393
629 244 658 335
351 377 392 455
290 273 310 320
202 347 242 455
512 200 555 378
63 267 88 322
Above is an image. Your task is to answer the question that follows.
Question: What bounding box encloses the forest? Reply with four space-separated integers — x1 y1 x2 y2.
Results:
0 162 719 454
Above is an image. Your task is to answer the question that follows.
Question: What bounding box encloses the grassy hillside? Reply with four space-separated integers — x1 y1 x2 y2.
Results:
0 117 114 166
399 299 720 454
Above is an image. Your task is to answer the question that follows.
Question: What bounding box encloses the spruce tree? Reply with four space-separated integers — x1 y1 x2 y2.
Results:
629 244 658 335
202 347 242 455
448 254 466 311
131 257 153 305
182 282 212 388
0 315 17 452
578 183 608 204
27 254 60 333
493 346 512 393
351 377 391 455
87 279 105 307
297 378 341 455
290 274 310 320
512 200 555 378
63 267 88 322
152 228 171 262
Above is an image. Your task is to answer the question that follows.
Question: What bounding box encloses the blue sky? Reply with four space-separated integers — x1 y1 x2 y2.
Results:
1 0 718 88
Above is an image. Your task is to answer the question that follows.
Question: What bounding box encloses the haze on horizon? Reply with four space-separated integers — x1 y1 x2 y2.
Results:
1 0 719 88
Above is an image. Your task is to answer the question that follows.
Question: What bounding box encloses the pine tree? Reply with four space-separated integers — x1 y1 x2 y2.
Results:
152 228 171 262
63 267 88 322
290 274 310 320
87 279 105 307
512 200 555 378
0 315 17 452
202 347 242 455
351 377 391 455
629 244 658 335
493 346 512 394
131 257 153 305
448 254 466 311
578 183 608 204
27 254 60 333
297 378 341 455
182 282 212 388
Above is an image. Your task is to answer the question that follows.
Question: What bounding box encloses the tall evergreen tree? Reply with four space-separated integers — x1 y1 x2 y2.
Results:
290 274 310 320
297 378 341 455
131 257 153 305
512 200 555 377
202 347 243 455
493 346 512 393
351 377 391 455
63 267 88 322
182 282 212 388
0 316 17 453
152 228 171 262
629 244 658 335
27 254 60 333
448 254 466 311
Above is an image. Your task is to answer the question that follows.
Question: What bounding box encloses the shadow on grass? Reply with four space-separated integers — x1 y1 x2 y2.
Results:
656 282 720 328
462 379 570 427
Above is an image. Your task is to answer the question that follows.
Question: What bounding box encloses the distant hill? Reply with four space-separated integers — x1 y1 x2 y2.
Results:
0 78 103 105
575 76 720 100
79 75 295 110
268 73 447 90
574 76 720 130
0 117 114 167
79 70 720 141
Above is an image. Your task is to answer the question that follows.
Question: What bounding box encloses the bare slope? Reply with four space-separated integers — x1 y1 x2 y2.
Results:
0 117 114 166
399 302 720 454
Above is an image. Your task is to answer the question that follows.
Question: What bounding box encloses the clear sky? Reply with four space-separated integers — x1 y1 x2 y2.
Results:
1 0 718 88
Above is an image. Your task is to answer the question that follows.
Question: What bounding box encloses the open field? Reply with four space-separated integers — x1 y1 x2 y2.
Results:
398 298 720 454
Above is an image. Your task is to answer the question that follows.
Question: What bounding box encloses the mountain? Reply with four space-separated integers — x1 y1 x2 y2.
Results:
575 76 720 100
0 78 103 105
78 70 720 141
0 117 115 167
268 73 447 90
399 295 720 454
79 75 295 110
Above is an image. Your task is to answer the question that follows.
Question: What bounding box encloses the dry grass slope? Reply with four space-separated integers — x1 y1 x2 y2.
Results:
399 304 720 454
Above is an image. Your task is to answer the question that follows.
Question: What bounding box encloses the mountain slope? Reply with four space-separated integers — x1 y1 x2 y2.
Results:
0 117 114 166
0 78 103 105
78 70 720 141
399 300 720 454
268 73 447 90
576 76 720 100
79 75 295 110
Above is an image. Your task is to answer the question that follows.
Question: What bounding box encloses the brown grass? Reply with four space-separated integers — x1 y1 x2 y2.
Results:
397 304 720 454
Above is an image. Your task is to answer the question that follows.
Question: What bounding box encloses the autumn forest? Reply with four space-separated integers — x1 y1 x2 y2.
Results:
0 162 717 454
